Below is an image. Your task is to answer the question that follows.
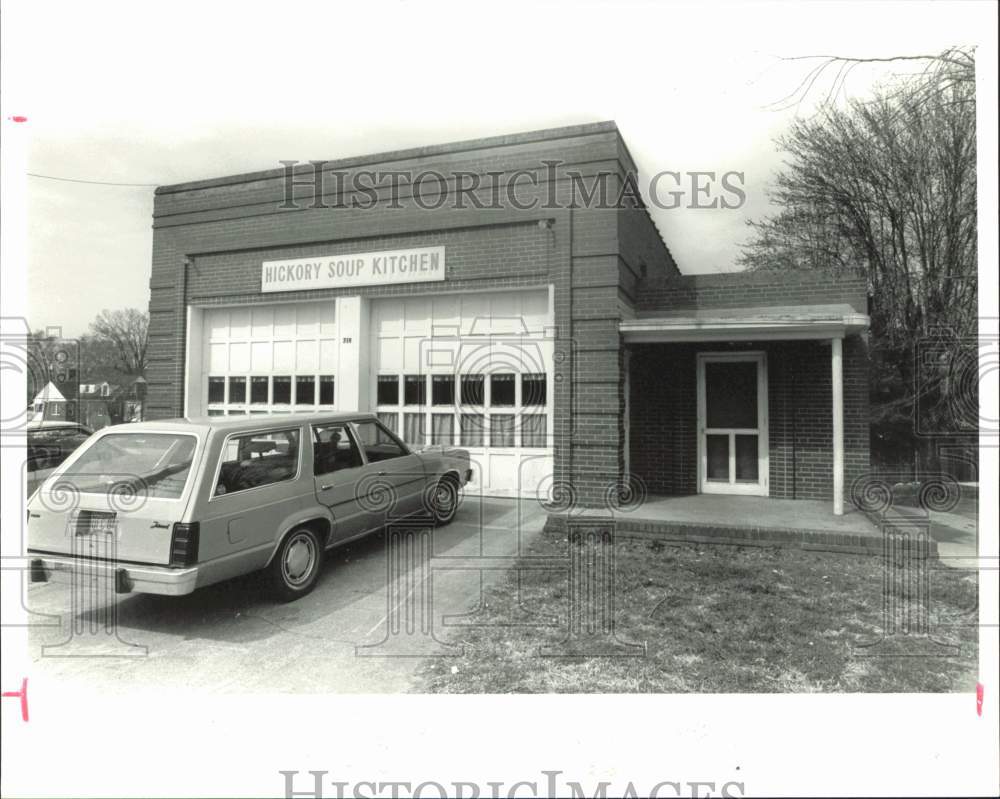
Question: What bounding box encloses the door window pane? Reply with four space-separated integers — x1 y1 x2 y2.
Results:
215 429 299 496
735 434 759 481
353 420 408 462
522 373 547 406
461 374 484 405
273 376 292 404
490 414 515 447
208 377 225 404
490 374 515 407
403 412 424 444
377 375 399 405
312 423 363 475
706 434 729 481
521 414 546 447
250 376 269 404
431 414 455 444
319 375 335 405
705 361 757 429
460 413 484 447
228 377 246 403
404 375 425 406
295 376 315 405
432 375 455 406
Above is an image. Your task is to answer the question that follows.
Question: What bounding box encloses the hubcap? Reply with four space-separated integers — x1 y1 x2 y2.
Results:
283 535 315 586
435 485 454 514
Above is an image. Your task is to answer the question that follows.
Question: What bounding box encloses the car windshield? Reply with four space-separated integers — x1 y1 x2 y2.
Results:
56 433 198 500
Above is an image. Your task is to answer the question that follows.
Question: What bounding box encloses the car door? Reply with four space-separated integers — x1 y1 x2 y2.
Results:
312 421 382 542
199 426 304 573
350 418 428 523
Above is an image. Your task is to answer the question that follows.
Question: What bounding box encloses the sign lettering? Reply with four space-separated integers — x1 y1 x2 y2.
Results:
261 246 445 293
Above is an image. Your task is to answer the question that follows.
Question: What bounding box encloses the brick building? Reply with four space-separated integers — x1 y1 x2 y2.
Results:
146 121 869 514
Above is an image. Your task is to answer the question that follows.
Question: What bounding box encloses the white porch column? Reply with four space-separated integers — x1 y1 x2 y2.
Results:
831 336 844 515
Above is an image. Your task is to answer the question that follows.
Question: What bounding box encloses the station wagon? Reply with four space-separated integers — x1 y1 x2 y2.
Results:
27 413 472 601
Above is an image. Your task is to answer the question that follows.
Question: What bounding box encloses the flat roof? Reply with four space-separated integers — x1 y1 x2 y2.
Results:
155 121 622 195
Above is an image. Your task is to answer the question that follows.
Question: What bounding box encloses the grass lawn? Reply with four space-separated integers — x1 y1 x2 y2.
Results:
417 533 979 693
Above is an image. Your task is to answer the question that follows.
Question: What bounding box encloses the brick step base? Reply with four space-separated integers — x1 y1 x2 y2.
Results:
543 513 938 558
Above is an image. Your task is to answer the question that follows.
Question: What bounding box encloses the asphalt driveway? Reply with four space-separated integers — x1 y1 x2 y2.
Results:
25 496 547 693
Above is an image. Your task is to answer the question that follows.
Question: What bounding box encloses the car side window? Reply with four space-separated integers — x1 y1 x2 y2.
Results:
352 420 409 463
312 423 363 476
27 430 64 471
214 428 300 496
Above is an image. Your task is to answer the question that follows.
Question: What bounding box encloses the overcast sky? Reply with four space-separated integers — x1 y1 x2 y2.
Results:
3 0 995 336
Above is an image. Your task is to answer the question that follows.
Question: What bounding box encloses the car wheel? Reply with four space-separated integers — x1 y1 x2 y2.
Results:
430 476 460 526
268 527 322 601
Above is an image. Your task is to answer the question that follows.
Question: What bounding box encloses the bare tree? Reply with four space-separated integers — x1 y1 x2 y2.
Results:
89 308 149 378
743 52 978 470
768 46 975 115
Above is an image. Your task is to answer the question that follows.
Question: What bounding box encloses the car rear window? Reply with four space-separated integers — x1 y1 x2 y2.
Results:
57 433 198 499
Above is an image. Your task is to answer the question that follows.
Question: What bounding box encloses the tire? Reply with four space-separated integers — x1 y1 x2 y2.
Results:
429 476 460 526
267 526 323 602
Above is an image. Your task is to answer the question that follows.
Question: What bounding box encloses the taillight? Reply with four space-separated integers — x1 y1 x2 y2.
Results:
169 522 200 567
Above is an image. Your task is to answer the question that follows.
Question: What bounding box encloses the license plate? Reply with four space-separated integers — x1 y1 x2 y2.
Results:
75 510 117 536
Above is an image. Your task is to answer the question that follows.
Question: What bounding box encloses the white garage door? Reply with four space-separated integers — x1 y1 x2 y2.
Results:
371 289 553 498
200 302 340 416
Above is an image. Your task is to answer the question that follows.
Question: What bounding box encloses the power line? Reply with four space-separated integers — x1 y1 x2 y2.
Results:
27 172 159 187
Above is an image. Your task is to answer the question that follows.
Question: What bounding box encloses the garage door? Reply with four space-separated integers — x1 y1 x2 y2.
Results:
200 302 340 416
371 289 553 498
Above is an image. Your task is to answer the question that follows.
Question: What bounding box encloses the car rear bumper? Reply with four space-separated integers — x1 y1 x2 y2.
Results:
27 552 199 596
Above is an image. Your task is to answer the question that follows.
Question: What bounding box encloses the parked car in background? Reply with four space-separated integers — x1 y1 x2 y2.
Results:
26 421 93 497
27 413 472 601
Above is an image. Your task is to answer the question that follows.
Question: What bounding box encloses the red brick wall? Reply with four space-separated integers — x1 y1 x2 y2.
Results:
628 339 870 502
146 122 668 507
636 269 869 314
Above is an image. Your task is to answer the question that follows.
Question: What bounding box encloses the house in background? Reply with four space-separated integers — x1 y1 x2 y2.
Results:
29 381 68 423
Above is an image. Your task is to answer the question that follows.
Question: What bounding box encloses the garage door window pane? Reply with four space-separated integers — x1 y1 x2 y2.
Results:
432 375 455 406
461 374 484 405
522 373 546 406
490 414 515 447
490 374 515 407
431 414 455 444
404 375 426 406
295 376 315 405
208 377 225 404
377 375 399 405
319 375 335 405
460 413 484 447
403 412 424 444
377 412 399 435
250 377 269 404
228 377 246 403
521 414 546 447
273 376 291 404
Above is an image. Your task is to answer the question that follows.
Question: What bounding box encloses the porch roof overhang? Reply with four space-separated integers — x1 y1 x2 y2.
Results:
620 304 870 343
